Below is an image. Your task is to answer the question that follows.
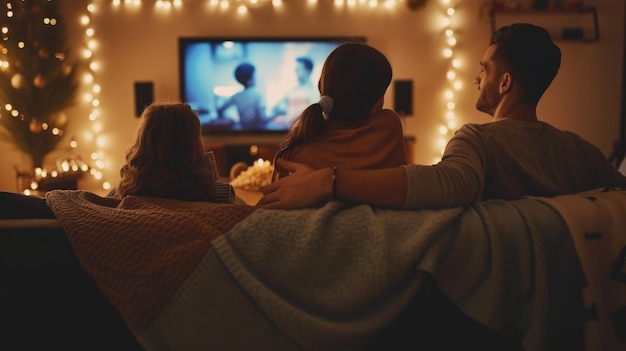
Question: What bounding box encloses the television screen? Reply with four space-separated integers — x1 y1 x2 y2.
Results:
179 36 365 135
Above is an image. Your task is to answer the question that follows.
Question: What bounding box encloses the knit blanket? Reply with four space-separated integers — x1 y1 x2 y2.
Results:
45 190 579 350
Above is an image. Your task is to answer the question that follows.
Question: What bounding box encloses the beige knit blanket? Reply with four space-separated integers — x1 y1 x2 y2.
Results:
533 187 626 351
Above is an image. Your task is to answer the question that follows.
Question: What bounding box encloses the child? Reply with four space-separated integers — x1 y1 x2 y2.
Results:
0 102 234 219
272 42 407 180
115 102 233 203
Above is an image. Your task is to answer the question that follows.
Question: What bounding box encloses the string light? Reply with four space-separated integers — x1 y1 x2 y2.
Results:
77 2 110 192
106 0 408 13
433 0 461 164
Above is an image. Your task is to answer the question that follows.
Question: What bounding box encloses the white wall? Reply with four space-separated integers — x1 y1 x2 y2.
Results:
0 0 623 195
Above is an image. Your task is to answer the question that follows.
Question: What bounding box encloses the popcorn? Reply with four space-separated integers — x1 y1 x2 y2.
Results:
230 158 274 191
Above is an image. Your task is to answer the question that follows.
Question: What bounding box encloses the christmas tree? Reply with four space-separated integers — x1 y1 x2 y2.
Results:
0 0 79 169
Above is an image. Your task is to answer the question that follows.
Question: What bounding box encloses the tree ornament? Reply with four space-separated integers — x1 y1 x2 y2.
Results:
62 64 72 76
38 47 49 59
33 74 46 88
11 73 25 89
29 118 42 133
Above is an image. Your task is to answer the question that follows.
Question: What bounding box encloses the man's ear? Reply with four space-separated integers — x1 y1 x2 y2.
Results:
499 72 512 94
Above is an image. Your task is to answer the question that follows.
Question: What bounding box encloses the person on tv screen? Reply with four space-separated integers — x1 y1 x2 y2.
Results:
216 62 269 130
271 42 407 181
270 56 320 127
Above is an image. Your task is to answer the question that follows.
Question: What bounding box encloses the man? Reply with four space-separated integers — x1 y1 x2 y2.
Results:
270 56 320 126
258 23 626 210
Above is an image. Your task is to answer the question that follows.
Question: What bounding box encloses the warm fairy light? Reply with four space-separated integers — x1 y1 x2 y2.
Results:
83 72 94 84
98 0 408 16
433 0 462 163
76 3 110 191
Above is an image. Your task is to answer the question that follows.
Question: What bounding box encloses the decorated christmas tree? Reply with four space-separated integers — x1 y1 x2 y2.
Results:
0 0 78 169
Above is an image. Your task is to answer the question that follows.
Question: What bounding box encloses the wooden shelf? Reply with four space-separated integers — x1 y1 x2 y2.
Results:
489 4 599 43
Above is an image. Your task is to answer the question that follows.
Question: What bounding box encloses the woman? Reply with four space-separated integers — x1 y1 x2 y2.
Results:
272 42 407 180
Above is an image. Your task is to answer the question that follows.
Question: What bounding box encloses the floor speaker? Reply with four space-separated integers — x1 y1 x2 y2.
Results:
394 80 413 117
134 81 154 117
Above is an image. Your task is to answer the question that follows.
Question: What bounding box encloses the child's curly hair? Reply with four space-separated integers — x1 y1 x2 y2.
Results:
116 103 216 201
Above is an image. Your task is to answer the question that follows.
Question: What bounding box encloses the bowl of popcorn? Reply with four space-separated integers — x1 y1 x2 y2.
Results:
229 158 274 192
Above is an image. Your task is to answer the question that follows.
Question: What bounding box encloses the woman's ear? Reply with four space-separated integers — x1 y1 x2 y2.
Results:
370 96 384 116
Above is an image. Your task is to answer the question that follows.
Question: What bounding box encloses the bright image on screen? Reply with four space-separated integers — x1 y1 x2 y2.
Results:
180 38 360 134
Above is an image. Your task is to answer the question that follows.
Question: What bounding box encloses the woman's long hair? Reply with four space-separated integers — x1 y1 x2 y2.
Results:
274 42 393 164
116 103 216 201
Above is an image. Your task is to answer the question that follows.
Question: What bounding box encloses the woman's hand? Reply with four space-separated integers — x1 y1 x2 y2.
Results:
257 159 331 209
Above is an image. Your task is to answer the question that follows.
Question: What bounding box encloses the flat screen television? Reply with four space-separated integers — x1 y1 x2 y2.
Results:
179 36 366 136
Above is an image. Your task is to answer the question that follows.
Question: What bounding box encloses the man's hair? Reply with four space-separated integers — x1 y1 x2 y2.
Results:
490 23 561 103
234 63 255 85
296 56 314 72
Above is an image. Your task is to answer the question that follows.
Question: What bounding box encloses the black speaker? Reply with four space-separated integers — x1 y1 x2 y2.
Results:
394 80 413 117
134 81 154 117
